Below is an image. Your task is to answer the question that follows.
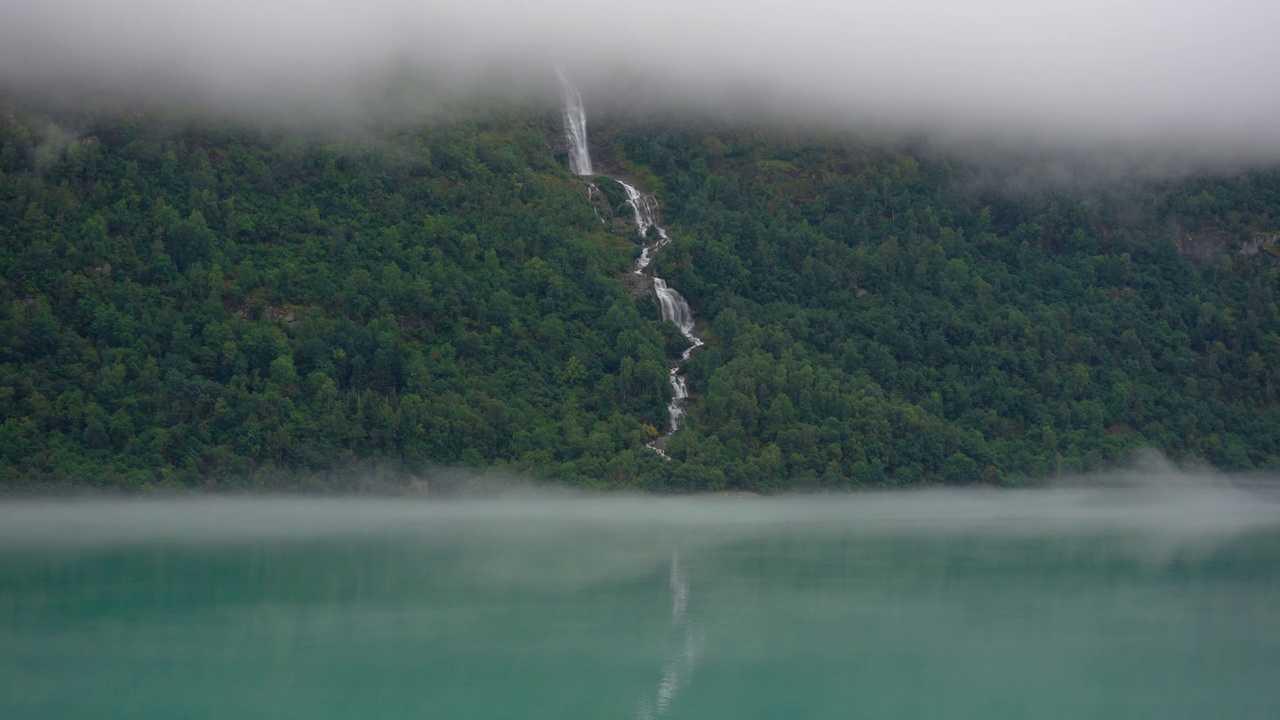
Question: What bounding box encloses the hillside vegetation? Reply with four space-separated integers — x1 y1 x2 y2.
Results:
2 102 1279 491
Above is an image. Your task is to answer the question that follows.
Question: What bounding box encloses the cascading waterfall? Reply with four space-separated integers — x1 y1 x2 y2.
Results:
620 179 705 445
558 71 704 452
623 181 666 272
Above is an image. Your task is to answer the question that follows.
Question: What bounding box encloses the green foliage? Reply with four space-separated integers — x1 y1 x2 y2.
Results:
3 102 1280 492
0 103 673 490
595 178 632 217
613 119 1280 488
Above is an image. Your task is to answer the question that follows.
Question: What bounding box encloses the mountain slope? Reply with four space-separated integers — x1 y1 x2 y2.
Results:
3 102 1280 491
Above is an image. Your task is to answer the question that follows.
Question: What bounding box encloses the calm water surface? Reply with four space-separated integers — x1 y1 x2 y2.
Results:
2 486 1278 719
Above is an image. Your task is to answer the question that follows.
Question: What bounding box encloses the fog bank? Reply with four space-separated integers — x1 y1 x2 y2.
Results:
3 0 1279 162
2 476 1276 552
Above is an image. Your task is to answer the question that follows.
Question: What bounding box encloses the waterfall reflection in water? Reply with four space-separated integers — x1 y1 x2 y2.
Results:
637 553 704 720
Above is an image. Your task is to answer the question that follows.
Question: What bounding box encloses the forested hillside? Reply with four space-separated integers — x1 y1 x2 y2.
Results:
617 122 1280 486
0 104 684 490
2 101 1279 491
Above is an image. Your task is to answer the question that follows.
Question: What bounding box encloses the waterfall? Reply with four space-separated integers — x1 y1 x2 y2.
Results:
653 278 699 345
619 179 705 443
624 181 668 272
556 67 593 176
557 70 703 448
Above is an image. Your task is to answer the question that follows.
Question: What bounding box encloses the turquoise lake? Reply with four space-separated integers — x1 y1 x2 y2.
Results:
2 484 1278 719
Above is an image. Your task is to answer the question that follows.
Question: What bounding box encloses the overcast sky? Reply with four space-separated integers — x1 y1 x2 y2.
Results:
2 0 1278 161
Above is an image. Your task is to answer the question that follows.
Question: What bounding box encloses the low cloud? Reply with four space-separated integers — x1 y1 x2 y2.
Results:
3 0 1279 162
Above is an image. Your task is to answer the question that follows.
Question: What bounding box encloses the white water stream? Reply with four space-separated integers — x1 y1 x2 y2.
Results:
556 66 593 176
557 72 705 451
619 179 705 441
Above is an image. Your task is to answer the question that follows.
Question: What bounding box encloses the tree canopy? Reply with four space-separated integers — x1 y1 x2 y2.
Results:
2 101 1279 492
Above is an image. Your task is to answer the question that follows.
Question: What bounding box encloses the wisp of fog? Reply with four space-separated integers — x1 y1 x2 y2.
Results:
3 0 1279 163
2 457 1278 569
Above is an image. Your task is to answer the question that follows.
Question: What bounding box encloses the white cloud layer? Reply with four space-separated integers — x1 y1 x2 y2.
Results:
3 0 1279 160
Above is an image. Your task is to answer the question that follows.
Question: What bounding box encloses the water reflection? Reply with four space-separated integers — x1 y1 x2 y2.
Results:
0 489 1277 719
637 553 704 719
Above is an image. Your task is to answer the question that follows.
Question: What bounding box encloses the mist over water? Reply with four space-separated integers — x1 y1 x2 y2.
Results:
2 471 1279 718
2 470 1277 549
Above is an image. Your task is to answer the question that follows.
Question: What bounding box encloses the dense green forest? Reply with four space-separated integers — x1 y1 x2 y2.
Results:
2 99 1279 491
